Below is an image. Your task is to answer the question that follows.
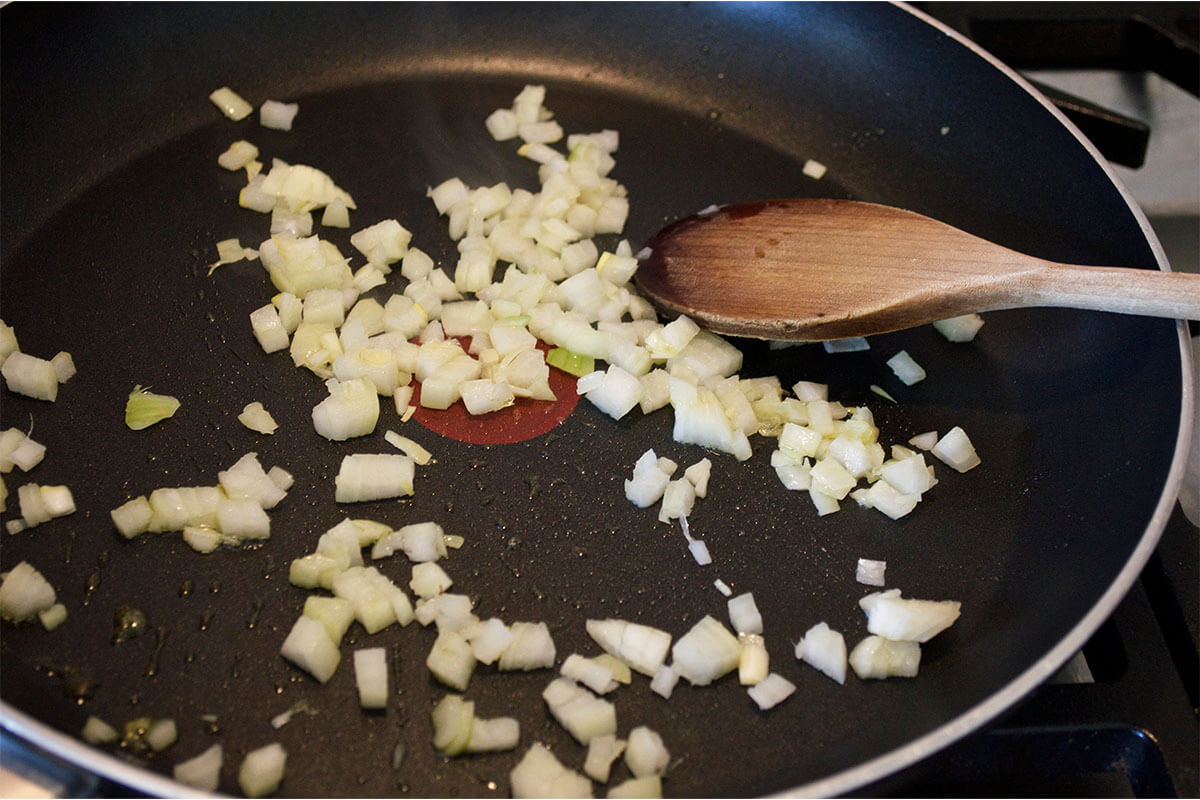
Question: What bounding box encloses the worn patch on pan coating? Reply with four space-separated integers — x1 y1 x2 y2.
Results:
412 346 581 445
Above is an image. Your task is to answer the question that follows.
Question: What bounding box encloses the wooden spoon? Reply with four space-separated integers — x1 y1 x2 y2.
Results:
635 198 1200 341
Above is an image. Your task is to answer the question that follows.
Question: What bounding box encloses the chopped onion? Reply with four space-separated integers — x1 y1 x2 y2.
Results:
260 100 299 131
859 588 961 642
542 676 617 745
931 426 981 473
497 620 557 671
794 622 847 684
238 742 287 799
802 158 828 179
849 635 921 680
608 775 663 798
737 633 769 685
649 663 680 699
933 313 985 342
886 350 926 385
0 428 45 473
625 725 670 777
727 592 763 635
561 653 620 695
353 647 388 709
670 614 741 686
146 718 178 752
209 86 253 121
280 614 341 683
124 386 180 430
3 352 59 401
0 562 57 623
510 742 592 799
173 744 223 792
426 630 476 691
713 579 733 597
82 716 119 745
855 558 887 587
586 618 671 677
218 140 259 171
584 733 626 783
238 401 279 434
746 672 796 710
334 453 414 502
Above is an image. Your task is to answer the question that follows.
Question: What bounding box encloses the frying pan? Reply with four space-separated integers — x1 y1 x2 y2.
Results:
1 3 1192 797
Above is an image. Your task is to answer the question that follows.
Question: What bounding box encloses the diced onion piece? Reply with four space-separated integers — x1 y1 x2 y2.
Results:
426 630 476 691
146 718 178 752
931 426 981 473
542 677 617 745
383 430 433 465
468 715 521 754
713 579 733 597
859 589 962 642
849 635 921 680
110 496 152 538
561 653 619 695
410 561 453 597
584 733 626 783
737 633 769 685
546 347 594 378
727 592 763 635
624 449 671 508
238 401 279 434
0 321 17 368
657 478 695 523
218 140 259 171
802 158 828 179
625 726 670 777
608 775 663 798
38 602 68 631
510 742 592 799
303 595 355 646
238 742 287 799
795 622 847 684
0 561 57 622
850 481 920 520
687 538 712 566
684 458 712 497
50 351 75 383
933 313 985 342
280 615 341 683
431 694 475 755
174 744 223 792
465 617 514 665
3 352 59 401
579 364 644 420
334 452 414 503
322 197 351 228
260 100 299 131
671 614 741 686
886 350 926 385
908 430 939 450
856 558 887 587
823 337 870 353
497 621 557 671
746 672 797 710
209 86 253 121
353 647 388 709
82 716 119 745
125 386 180 430
586 618 671 677
648 664 679 700
0 428 45 473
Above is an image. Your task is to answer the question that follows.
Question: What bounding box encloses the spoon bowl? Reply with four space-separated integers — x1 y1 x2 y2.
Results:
635 198 1200 341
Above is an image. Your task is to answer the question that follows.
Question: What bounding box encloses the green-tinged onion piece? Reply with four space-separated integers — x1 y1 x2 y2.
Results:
546 347 593 378
125 386 180 430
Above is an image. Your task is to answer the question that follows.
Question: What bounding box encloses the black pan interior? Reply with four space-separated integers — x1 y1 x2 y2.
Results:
0 3 1184 797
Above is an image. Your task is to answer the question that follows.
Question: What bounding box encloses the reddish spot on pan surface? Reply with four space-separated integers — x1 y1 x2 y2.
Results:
411 343 581 445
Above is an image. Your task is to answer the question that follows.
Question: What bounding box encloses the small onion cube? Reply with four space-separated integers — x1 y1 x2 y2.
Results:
795 622 848 684
353 647 389 709
426 630 476 691
280 615 341 683
727 592 763 635
624 725 670 777
238 743 287 799
931 426 981 473
174 744 223 792
510 742 592 799
886 349 926 385
334 453 413 502
82 716 119 745
0 561 56 622
260 100 299 131
802 158 828 179
583 734 626 783
849 635 921 679
498 621 557 671
859 589 962 642
746 672 797 710
542 677 617 745
855 558 887 587
687 538 712 566
209 86 253 121
671 614 741 686
933 313 985 342
608 775 663 798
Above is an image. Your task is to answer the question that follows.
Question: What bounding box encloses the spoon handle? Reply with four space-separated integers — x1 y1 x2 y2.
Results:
1031 263 1200 320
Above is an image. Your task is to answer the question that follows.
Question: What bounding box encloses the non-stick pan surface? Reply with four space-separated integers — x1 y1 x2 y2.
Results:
1 3 1191 797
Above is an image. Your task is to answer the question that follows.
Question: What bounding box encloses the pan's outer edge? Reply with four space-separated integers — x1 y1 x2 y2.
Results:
769 3 1197 798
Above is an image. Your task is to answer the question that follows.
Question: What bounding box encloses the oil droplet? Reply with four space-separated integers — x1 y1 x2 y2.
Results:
113 606 149 644
145 627 167 677
199 609 214 631
247 599 263 630
179 580 194 597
